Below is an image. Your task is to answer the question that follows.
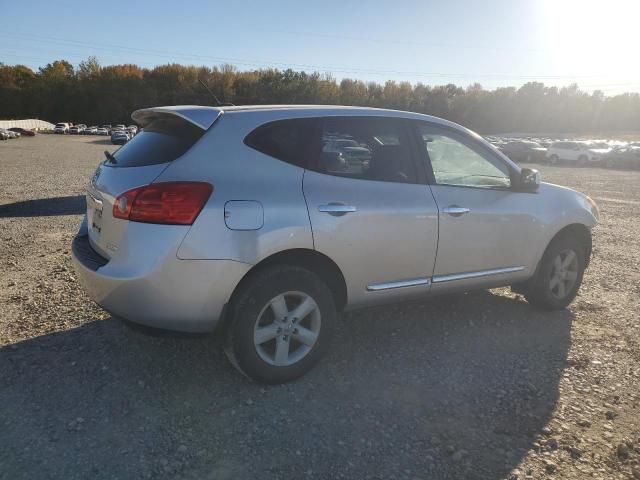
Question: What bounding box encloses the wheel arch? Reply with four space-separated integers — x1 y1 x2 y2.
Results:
222 248 348 326
546 223 593 268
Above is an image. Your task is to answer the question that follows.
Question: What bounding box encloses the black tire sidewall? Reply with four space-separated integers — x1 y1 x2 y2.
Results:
229 266 336 384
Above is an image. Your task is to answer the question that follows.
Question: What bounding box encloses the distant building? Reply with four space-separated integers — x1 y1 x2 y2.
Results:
0 119 54 130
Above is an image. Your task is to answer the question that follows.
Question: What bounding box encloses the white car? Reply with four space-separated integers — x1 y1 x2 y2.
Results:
53 123 70 134
546 141 611 165
96 127 109 136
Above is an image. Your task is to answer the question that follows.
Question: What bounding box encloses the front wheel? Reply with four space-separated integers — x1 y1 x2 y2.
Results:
225 265 336 383
524 235 586 310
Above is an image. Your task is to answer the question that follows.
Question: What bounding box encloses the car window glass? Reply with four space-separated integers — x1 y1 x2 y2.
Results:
111 116 203 168
244 118 316 168
417 124 511 189
314 116 416 184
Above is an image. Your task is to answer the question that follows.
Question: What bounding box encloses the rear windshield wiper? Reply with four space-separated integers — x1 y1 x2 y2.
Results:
104 150 117 164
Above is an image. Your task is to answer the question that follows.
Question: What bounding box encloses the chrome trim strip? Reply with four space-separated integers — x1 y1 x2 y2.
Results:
432 266 525 283
366 277 431 292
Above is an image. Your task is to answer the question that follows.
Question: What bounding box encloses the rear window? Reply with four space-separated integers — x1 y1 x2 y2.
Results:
110 117 203 168
244 118 317 168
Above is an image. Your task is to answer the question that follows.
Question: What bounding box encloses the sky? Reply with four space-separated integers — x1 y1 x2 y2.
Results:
1 0 639 95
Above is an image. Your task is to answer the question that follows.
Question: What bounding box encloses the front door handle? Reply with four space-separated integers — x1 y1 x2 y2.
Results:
318 203 357 216
442 205 470 217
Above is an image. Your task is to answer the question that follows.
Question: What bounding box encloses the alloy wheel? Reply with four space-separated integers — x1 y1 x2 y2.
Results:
253 291 321 367
549 249 579 299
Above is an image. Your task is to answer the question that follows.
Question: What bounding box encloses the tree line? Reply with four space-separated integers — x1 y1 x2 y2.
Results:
1 57 639 134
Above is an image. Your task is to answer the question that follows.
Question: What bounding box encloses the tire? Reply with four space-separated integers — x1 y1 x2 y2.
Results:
548 154 559 165
524 235 586 310
225 265 336 384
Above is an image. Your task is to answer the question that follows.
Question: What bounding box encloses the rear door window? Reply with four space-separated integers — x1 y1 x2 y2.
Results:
313 116 418 184
111 116 204 168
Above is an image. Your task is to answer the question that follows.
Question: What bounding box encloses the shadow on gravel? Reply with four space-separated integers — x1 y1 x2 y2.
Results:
0 195 85 218
89 138 115 146
0 291 572 480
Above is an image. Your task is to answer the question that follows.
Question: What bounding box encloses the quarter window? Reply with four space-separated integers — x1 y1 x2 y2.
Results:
244 118 316 168
417 124 511 189
313 117 417 184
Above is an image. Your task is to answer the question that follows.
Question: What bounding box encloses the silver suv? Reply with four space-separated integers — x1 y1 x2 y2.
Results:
72 105 599 383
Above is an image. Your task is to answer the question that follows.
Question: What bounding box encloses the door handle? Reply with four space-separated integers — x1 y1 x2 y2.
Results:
318 203 357 216
442 206 470 217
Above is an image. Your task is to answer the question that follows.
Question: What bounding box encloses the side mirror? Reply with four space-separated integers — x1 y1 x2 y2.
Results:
518 168 540 192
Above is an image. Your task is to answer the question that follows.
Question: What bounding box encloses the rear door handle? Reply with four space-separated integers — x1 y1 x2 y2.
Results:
442 206 470 217
318 203 357 216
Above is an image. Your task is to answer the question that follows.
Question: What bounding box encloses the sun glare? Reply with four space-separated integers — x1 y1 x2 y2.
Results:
541 0 640 88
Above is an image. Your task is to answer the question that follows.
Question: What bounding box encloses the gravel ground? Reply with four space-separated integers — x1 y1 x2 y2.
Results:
1 135 639 480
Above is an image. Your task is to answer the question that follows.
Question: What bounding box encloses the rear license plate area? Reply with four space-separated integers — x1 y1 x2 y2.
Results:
87 192 104 235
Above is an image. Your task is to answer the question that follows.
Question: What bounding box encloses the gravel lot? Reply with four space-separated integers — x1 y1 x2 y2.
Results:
1 135 639 480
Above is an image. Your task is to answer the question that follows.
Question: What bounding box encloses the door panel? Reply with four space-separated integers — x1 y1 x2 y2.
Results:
428 185 538 291
304 170 438 307
413 121 538 292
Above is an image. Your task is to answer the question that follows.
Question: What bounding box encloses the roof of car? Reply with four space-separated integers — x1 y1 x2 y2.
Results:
131 104 471 134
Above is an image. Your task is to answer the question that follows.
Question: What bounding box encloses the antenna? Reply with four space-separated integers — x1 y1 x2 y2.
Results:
198 78 235 106
198 78 222 106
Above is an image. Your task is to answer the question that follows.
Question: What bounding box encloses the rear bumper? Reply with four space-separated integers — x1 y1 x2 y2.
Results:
71 220 251 333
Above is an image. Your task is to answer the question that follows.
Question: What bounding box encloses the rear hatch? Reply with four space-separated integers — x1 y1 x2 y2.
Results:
85 106 222 259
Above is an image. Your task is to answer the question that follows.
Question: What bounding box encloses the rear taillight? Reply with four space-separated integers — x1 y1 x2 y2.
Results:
113 182 213 225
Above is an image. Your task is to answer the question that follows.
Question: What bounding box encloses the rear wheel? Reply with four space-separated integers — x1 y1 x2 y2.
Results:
524 235 586 310
548 154 559 165
225 265 336 383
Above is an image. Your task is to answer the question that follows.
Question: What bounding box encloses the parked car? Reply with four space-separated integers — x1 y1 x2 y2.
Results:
604 146 640 169
53 123 70 134
84 126 98 135
69 126 83 134
72 105 598 383
0 130 9 141
100 124 112 133
8 127 36 137
110 130 129 145
546 141 611 165
499 140 547 163
0 128 19 139
127 125 138 136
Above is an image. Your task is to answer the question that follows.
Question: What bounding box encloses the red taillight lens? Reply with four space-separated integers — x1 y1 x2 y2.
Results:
112 182 213 225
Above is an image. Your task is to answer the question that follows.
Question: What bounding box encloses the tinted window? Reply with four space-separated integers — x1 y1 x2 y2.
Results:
111 116 203 168
417 123 511 189
244 118 317 168
313 116 416 184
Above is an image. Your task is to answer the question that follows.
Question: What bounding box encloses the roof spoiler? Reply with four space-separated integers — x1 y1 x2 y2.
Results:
131 106 223 130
